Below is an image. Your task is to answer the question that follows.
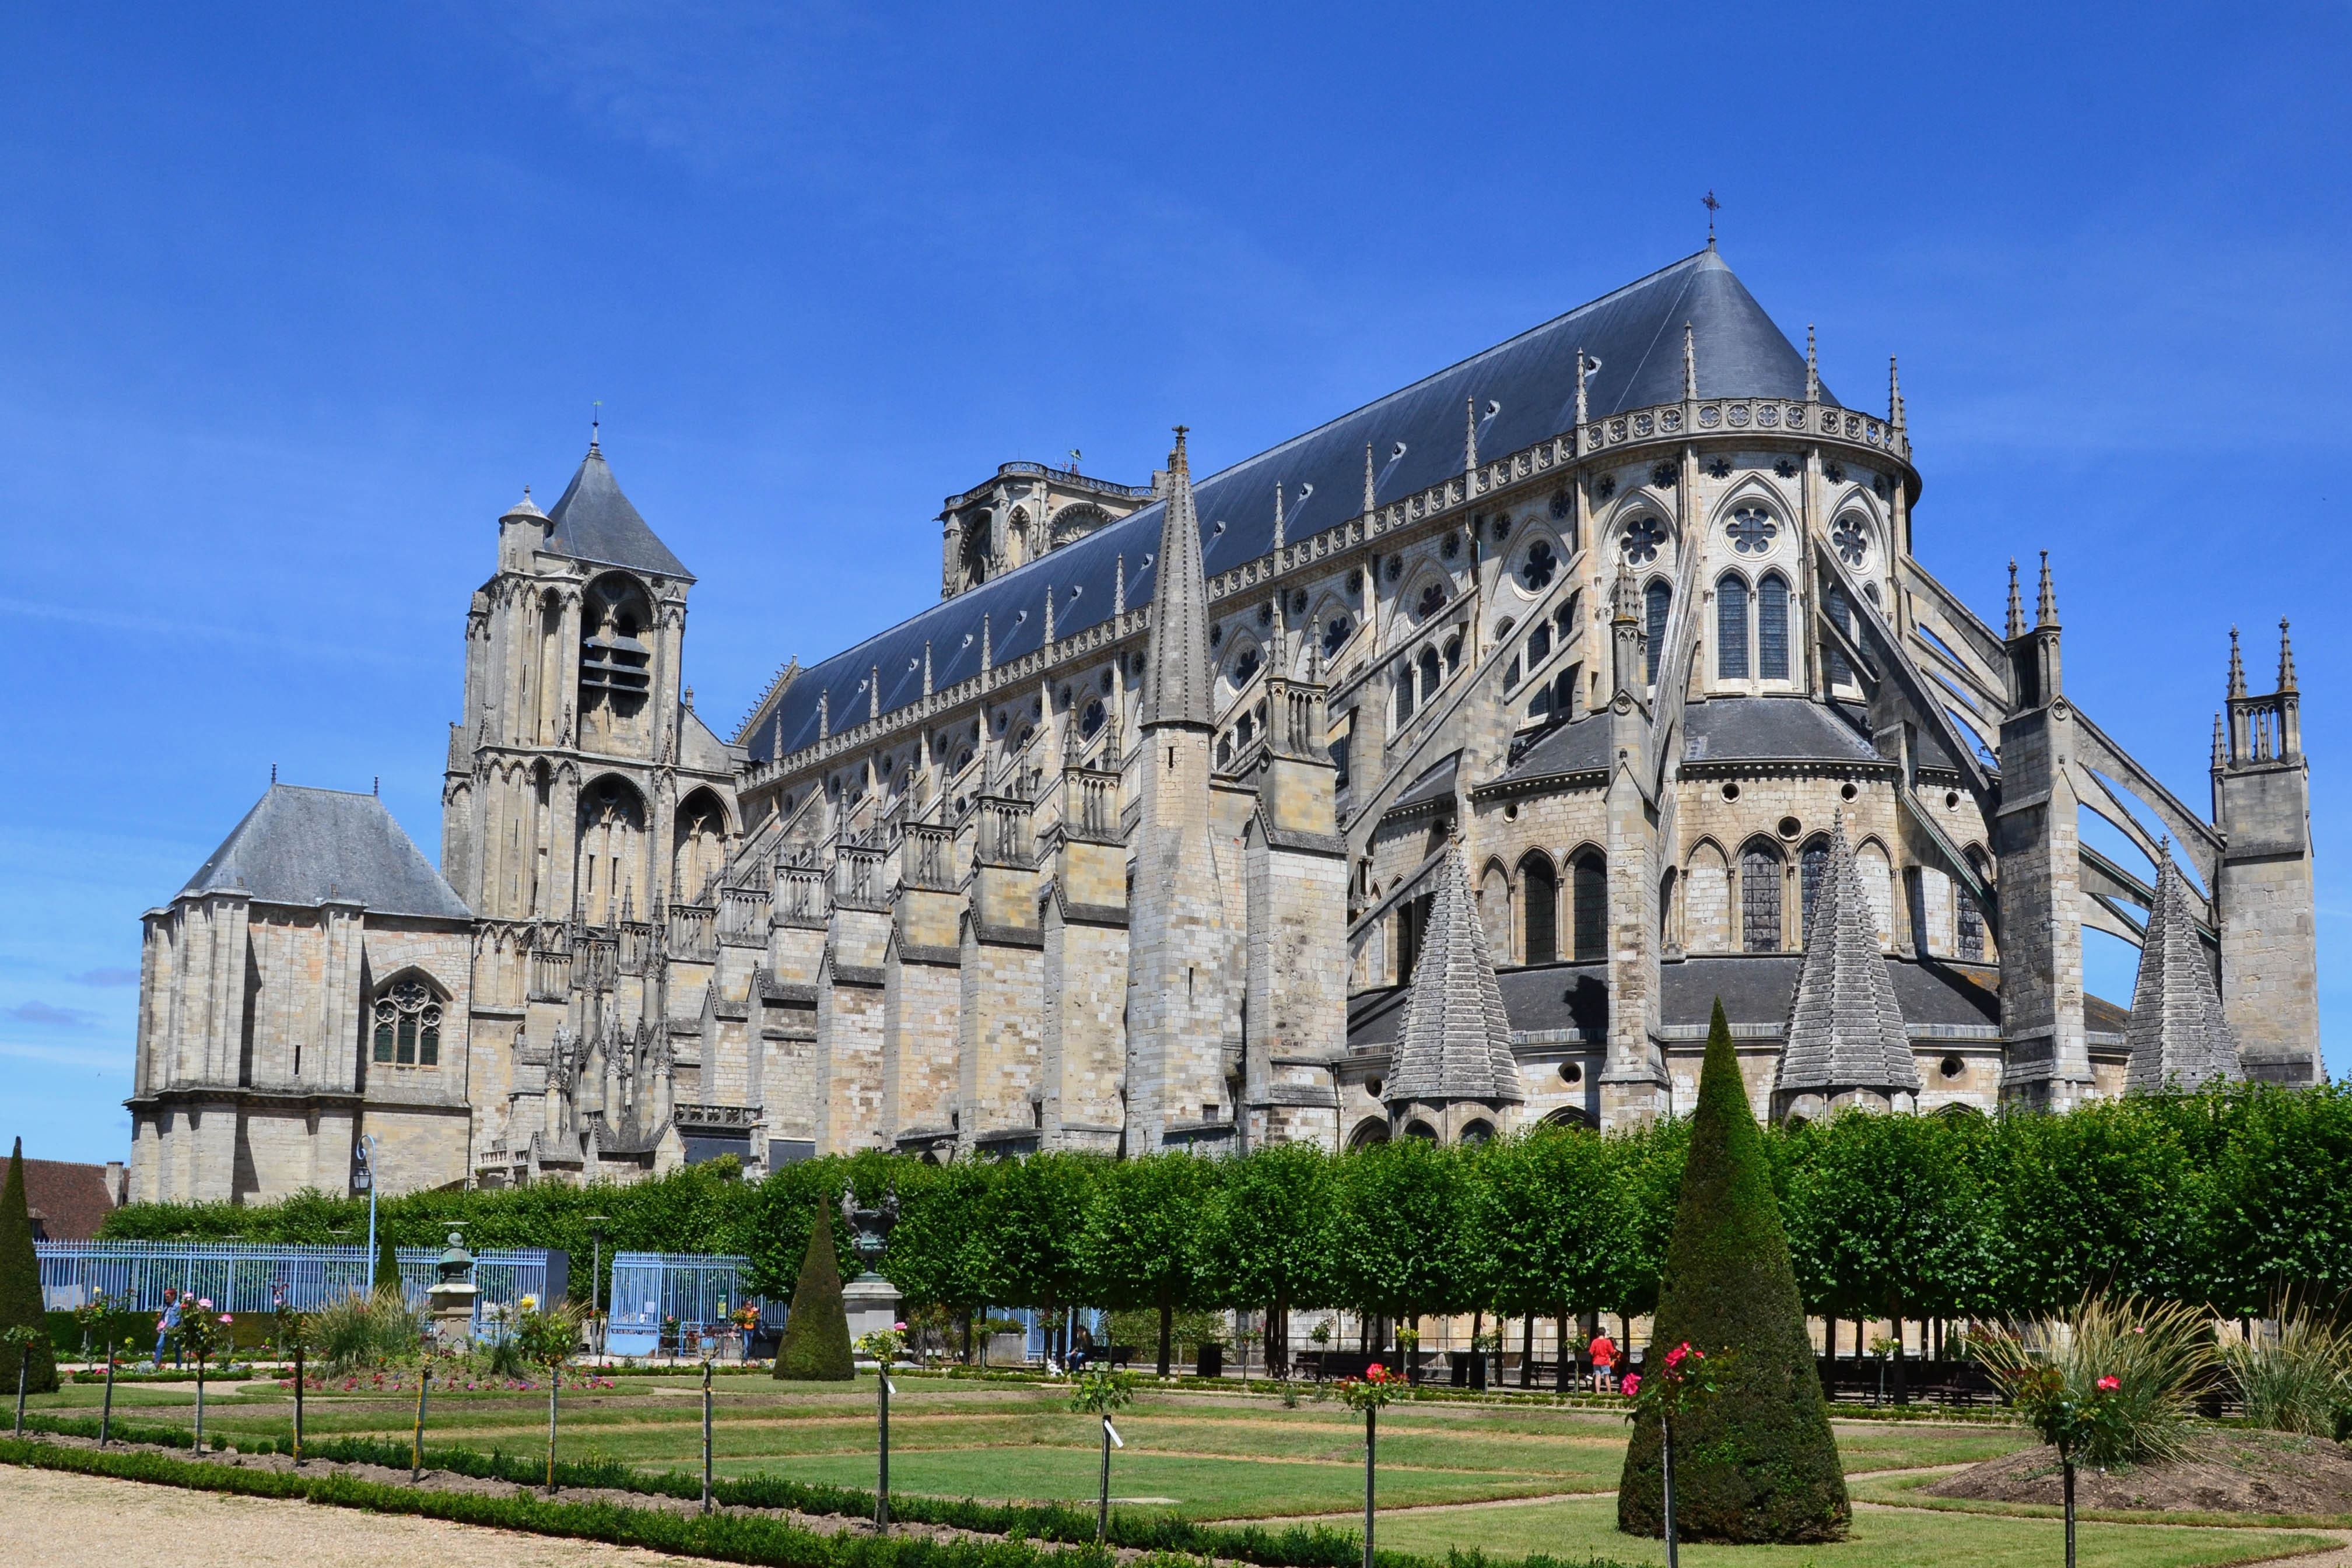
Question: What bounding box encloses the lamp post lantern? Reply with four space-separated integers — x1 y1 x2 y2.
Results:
353 1135 381 1291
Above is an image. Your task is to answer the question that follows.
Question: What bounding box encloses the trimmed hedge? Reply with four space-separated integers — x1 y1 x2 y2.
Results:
776 1197 854 1381
0 1436 1645 1568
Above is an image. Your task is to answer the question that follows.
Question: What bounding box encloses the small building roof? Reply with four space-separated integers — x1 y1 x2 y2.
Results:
545 444 692 581
177 784 472 920
22 1157 122 1241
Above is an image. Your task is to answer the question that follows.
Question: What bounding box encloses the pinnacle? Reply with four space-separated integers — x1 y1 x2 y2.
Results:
1140 425 1213 730
1387 845 1520 1108
2124 856 2241 1092
1778 816 1916 1100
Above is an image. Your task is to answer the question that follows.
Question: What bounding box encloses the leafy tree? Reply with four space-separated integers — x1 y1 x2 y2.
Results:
774 1198 853 1380
2192 1082 2352 1315
1473 1124 1633 1387
1608 1115 1689 1326
1780 1106 1996 1335
879 1158 991 1356
1077 1153 1218 1375
1618 1001 1848 1544
1987 1096 2201 1313
1323 1138 1470 1359
0 1139 56 1395
1196 1140 1334 1374
976 1152 1099 1321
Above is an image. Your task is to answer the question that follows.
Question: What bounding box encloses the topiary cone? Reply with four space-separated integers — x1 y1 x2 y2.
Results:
773 1199 854 1381
1617 1000 1849 1543
0 1139 59 1395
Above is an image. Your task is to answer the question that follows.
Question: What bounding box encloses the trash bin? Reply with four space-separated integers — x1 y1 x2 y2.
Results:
1196 1342 1224 1378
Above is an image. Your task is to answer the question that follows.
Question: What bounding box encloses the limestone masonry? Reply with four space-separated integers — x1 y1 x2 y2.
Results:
126 247 2321 1203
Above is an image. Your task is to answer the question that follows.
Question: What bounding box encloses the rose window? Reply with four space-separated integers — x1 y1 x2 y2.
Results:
1832 517 1869 568
1728 507 1778 556
1620 515 1666 567
1519 538 1557 591
1415 582 1449 619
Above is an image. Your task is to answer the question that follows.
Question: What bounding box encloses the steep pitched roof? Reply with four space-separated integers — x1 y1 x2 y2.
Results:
1386 844 1523 1106
753 247 1830 762
23 1157 120 1241
545 444 692 580
177 784 472 921
2124 857 2240 1092
1778 818 1918 1095
1140 430 1212 729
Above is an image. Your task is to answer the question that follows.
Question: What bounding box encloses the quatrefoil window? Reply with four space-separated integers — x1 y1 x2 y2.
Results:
1728 507 1778 556
1620 515 1666 567
1519 538 1557 591
1415 582 1450 619
1832 517 1869 568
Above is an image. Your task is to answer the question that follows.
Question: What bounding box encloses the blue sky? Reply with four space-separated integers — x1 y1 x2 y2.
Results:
4 3 2346 1164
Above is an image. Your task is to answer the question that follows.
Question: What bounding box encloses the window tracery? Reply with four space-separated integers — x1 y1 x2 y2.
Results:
1323 613 1354 655
1831 515 1870 569
1519 538 1557 591
1728 506 1778 555
1620 515 1666 566
372 978 442 1068
1740 846 1782 952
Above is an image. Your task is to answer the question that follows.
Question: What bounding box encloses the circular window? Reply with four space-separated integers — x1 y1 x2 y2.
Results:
1057 685 1071 708
1620 515 1666 566
1728 507 1778 555
1778 815 1803 840
1831 517 1869 569
1558 1061 1583 1085
1596 475 1617 501
1323 613 1354 655
1825 462 1846 484
1492 514 1513 542
1839 782 1859 802
1721 782 1740 802
1774 459 1797 479
1706 457 1731 479
1365 1077 1383 1098
1519 538 1558 591
1503 801 1519 820
1945 790 1961 809
993 713 1007 733
1940 1055 1965 1080
1651 462 1678 489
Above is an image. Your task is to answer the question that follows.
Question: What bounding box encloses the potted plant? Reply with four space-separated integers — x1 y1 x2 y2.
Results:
1620 1341 1724 1568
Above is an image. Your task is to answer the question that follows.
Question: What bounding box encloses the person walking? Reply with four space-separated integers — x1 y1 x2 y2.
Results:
1587 1329 1616 1394
153 1289 183 1370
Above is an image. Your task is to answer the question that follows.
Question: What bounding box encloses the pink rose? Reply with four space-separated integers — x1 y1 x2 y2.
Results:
2097 1374 2120 1392
1620 1373 1642 1399
218 1314 233 1325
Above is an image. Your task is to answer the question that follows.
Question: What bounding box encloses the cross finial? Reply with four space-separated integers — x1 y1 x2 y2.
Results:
1702 190 1720 244
590 401 601 454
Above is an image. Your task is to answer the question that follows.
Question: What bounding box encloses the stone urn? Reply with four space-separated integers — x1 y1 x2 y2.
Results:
426 1230 479 1348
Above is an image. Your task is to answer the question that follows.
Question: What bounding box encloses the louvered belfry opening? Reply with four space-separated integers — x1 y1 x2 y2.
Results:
580 573 654 711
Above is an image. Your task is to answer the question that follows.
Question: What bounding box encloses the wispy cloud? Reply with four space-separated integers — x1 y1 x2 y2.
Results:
6 1001 99 1028
73 968 139 988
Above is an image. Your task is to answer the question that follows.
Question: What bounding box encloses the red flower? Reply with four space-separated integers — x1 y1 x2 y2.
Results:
1620 1373 1642 1399
2096 1374 2120 1392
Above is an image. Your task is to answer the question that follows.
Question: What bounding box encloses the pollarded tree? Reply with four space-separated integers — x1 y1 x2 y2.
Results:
1986 1094 2202 1316
1618 1001 1848 1544
1196 1140 1334 1376
1607 1113 1690 1330
878 1157 993 1359
1075 1153 1220 1376
1472 1124 1633 1388
976 1151 1101 1349
1323 1137 1472 1363
0 1140 56 1395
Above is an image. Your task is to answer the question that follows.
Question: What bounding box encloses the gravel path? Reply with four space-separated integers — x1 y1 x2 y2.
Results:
0 1465 703 1567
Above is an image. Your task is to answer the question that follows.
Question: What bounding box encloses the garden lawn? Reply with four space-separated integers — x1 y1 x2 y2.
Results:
1343 1495 2336 1567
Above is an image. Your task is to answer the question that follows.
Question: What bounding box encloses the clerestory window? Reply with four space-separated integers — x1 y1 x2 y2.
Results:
372 978 442 1068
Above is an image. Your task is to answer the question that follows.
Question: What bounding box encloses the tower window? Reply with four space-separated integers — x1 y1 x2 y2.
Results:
579 575 654 710
372 978 442 1068
1717 575 1750 680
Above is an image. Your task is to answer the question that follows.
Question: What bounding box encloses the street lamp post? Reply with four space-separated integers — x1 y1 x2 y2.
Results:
353 1136 381 1292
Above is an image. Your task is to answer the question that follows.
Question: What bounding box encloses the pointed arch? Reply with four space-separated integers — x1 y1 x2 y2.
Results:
1716 570 1751 682
1519 850 1559 964
1757 571 1792 682
673 785 731 906
1739 836 1785 952
1685 837 1731 953
577 773 648 925
1478 857 1512 959
1797 834 1832 943
369 967 448 1070
1855 836 1895 950
1643 578 1672 685
1570 846 1607 961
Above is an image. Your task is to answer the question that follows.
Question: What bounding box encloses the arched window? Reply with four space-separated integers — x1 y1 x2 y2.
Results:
1799 839 1830 942
1825 584 1855 689
371 976 443 1068
580 574 654 711
1527 621 1552 665
1831 514 1870 570
1418 646 1442 700
1555 590 1580 643
1958 848 1990 960
1394 666 1417 726
1741 844 1782 952
1443 635 1461 675
1503 656 1521 692
1571 850 1607 961
1717 575 1750 680
1520 853 1558 964
959 511 991 588
1643 581 1671 683
1758 575 1790 680
673 787 730 906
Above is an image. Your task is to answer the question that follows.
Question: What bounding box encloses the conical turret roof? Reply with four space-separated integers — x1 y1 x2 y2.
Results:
2124 856 2240 1092
1139 429 1212 729
1779 818 1917 1096
546 443 691 580
1386 844 1522 1106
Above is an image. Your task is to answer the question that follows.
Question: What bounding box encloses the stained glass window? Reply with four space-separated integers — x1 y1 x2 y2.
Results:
1741 848 1782 952
1644 581 1671 683
1717 576 1750 679
1572 853 1608 961
1832 515 1869 568
1620 515 1666 566
1759 576 1790 680
1728 507 1778 555
372 979 441 1068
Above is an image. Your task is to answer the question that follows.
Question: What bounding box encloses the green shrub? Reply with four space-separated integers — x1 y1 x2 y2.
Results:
2223 1310 2349 1438
1617 1002 1848 1544
311 1286 426 1373
0 1141 57 1396
776 1198 853 1381
1979 1295 2217 1465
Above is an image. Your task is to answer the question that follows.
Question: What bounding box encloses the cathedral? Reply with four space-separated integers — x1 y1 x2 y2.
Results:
124 247 2321 1204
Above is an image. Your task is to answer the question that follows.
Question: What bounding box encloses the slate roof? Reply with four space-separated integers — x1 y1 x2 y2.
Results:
177 785 472 920
23 1157 120 1241
1778 819 1919 1094
2124 857 2240 1091
752 247 1832 762
1384 847 1522 1104
1495 714 1617 785
1389 752 1461 814
545 444 691 581
1683 697 1884 766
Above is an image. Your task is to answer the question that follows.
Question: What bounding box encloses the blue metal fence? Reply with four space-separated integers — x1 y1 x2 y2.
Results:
605 1251 761 1356
35 1241 566 1317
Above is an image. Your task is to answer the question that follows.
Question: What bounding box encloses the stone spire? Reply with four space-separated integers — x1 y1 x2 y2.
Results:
1682 321 1698 400
1384 843 1521 1110
1114 553 1126 618
1464 397 1479 475
2211 712 2227 768
2124 851 2241 1092
1888 356 1904 432
1140 427 1212 730
921 639 933 696
1362 442 1377 515
2005 559 2025 639
1575 347 1590 425
1043 585 1056 646
1778 817 1918 1106
1804 324 1820 403
2279 618 2298 692
2227 625 2246 699
1271 481 1285 552
2035 550 2059 627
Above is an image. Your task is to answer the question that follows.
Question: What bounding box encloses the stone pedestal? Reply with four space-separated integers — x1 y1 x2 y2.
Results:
843 1273 902 1346
426 1282 478 1348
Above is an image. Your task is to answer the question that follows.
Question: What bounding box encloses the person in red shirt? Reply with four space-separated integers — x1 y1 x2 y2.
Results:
1587 1331 1617 1392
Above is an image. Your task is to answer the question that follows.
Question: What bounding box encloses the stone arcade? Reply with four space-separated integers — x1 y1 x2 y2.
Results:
125 246 2321 1203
